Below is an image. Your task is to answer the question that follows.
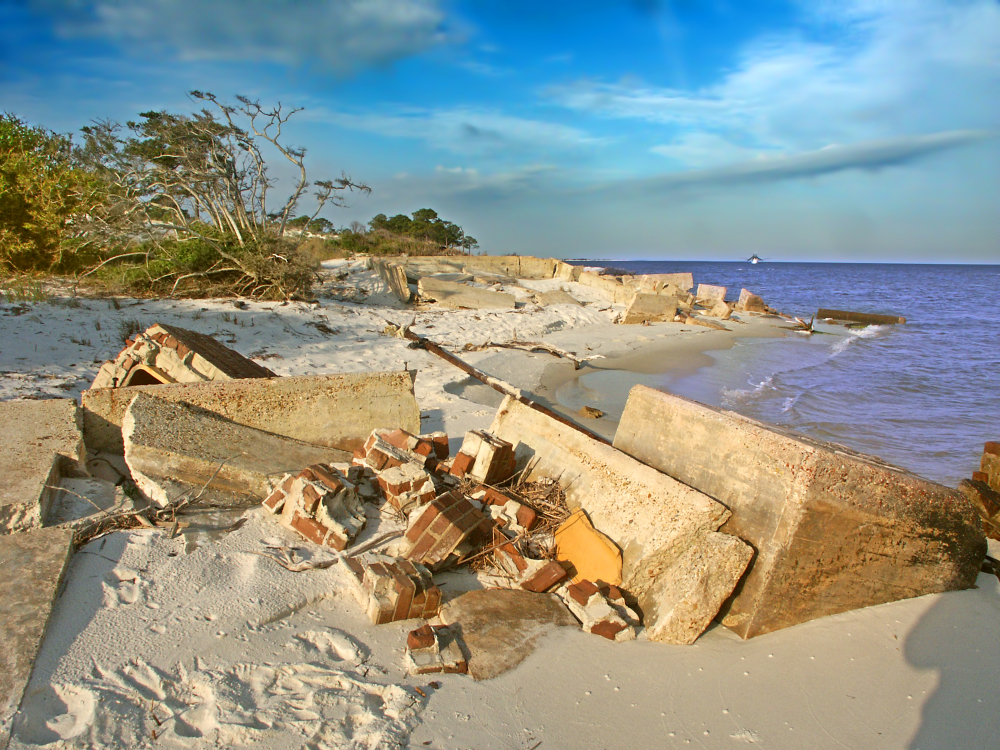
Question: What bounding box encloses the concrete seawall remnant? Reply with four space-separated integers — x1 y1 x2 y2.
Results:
613 385 986 639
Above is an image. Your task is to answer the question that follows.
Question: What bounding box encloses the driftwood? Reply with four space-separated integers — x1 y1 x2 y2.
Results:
677 312 728 331
401 327 612 446
461 340 588 368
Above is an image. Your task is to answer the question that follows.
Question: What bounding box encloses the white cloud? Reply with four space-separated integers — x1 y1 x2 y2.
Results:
323 107 602 154
549 0 1000 157
37 0 452 74
611 130 993 193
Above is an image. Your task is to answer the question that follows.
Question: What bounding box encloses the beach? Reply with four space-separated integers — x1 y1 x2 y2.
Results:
2 258 998 750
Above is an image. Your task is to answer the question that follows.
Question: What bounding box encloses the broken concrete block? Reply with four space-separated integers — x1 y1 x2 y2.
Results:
90 323 275 389
418 277 516 310
493 543 568 593
370 258 413 303
458 430 517 485
123 393 350 506
267 465 366 551
613 385 986 638
958 479 1000 540
534 290 582 307
489 396 732 626
621 293 678 325
0 527 74 748
405 624 468 675
1 399 86 534
555 509 623 586
577 271 636 304
437 589 579 680
343 556 442 624
82 370 420 455
638 272 694 293
556 261 582 282
816 308 907 325
702 300 733 320
637 530 753 645
360 431 411 472
558 579 639 642
695 283 727 304
403 491 491 567
735 288 767 313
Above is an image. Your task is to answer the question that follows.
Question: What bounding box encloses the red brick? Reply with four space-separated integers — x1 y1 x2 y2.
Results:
383 429 412 451
520 561 568 593
431 525 465 560
125 337 136 348
973 471 989 483
326 529 348 552
407 533 439 562
428 513 452 537
262 487 286 514
300 483 323 514
443 661 469 674
590 620 628 641
121 357 136 373
430 433 450 460
392 570 416 621
985 442 1000 456
405 504 440 543
499 543 529 573
289 512 328 546
603 585 624 602
482 488 513 506
422 585 442 616
309 464 344 493
450 452 475 477
515 505 538 531
341 556 365 584
280 475 296 493
567 580 601 606
407 624 436 650
412 439 434 457
163 335 179 350
175 343 191 357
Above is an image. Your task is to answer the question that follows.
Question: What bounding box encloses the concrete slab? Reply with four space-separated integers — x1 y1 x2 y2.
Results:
82 371 420 455
577 271 636 304
613 385 987 638
621 293 678 324
0 527 74 748
437 589 578 680
370 258 411 303
122 393 351 507
534 289 582 307
0 399 86 534
489 396 732 610
417 277 515 310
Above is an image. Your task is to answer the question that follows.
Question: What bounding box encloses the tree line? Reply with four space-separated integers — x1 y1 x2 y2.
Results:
1 94 478 298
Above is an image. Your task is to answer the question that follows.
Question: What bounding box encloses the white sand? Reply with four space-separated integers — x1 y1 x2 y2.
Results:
2 261 997 749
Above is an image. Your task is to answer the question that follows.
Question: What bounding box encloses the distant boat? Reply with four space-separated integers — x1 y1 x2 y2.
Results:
747 254 763 264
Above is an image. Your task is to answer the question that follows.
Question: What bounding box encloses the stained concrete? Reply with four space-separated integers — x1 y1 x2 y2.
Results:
82 370 420 455
417 277 515 310
0 527 75 748
437 589 578 680
122 393 351 507
489 396 736 631
614 385 987 638
621 293 678 324
0 399 86 534
370 259 412 303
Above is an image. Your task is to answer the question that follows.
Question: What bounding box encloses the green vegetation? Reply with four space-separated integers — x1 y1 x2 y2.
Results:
1 97 485 298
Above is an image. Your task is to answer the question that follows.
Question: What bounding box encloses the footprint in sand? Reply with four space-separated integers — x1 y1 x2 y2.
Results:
101 567 142 607
294 629 368 663
13 684 96 745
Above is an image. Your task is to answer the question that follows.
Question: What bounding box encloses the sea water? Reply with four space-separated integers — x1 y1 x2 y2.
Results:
567 261 1000 488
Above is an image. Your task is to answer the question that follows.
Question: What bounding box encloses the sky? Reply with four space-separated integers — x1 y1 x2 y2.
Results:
2 0 998 262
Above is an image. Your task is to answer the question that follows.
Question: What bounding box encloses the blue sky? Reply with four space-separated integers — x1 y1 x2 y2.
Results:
2 0 998 261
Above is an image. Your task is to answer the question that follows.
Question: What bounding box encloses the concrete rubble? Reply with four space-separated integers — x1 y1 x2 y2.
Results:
123 392 350 506
621 292 678 325
0 527 75 748
613 384 986 638
1 399 87 534
343 555 443 624
91 323 275 389
263 464 367 551
83 370 420 455
405 624 468 675
417 276 516 310
959 441 1000 540
556 579 640 642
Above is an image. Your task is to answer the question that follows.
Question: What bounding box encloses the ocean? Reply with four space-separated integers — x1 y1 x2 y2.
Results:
565 261 1000 488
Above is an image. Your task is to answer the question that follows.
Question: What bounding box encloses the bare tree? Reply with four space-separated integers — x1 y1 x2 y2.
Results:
75 92 369 298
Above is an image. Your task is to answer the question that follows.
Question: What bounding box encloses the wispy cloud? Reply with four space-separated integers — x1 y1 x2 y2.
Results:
32 0 453 74
549 0 1000 161
322 107 603 154
610 130 993 193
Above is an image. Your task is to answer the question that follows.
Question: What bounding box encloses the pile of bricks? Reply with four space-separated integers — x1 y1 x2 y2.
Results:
402 491 492 568
557 579 640 642
405 624 468 675
90 323 275 389
472 487 537 534
495 542 569 593
342 555 443 624
263 464 366 551
448 430 517 484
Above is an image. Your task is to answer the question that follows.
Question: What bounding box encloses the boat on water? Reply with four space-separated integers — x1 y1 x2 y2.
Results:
747 254 763 264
